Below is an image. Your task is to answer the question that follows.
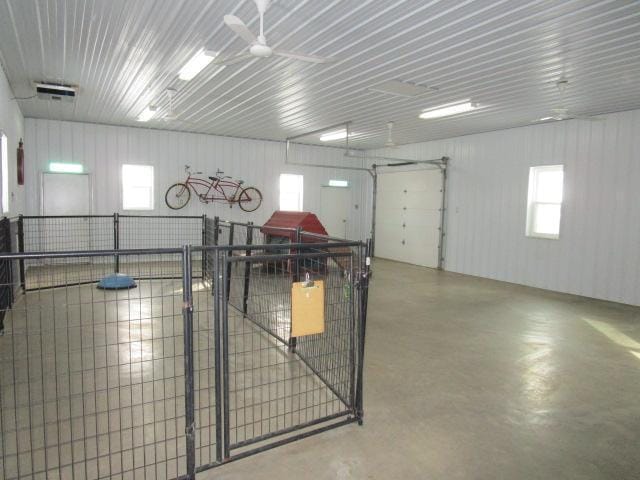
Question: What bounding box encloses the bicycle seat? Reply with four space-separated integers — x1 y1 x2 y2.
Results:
209 176 218 181
238 180 244 185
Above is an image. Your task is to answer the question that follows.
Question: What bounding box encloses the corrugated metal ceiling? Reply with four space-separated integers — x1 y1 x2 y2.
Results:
1 0 639 148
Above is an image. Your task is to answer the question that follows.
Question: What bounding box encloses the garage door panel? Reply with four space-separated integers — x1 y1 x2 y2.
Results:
376 206 405 225
403 209 441 228
375 168 443 268
404 190 442 207
376 190 405 209
375 227 405 261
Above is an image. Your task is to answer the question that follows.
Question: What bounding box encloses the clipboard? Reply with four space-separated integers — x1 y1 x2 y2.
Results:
291 276 325 337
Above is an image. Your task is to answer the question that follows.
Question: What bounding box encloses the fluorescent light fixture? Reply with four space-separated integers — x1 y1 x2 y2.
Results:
178 49 218 81
419 101 478 119
137 106 156 122
329 179 349 187
320 130 357 142
49 162 83 174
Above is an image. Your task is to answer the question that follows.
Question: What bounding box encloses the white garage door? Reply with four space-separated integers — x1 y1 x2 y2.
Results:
374 168 443 268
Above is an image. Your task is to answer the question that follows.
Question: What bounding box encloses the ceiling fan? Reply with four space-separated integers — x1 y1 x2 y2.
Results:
384 121 397 147
162 88 178 121
161 88 199 126
219 0 335 65
535 79 602 122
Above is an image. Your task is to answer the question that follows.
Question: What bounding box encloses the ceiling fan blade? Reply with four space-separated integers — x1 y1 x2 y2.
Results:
214 53 254 66
224 15 256 45
273 50 335 63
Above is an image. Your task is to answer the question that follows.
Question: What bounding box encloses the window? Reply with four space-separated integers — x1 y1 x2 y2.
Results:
279 174 303 211
122 164 154 210
1 133 7 214
526 165 564 239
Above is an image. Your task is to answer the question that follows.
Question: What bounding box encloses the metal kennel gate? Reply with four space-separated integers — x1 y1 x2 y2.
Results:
0 217 370 479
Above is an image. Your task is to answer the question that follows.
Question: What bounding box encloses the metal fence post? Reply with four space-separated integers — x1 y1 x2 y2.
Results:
226 223 234 302
288 227 303 352
213 216 219 246
221 250 231 460
17 214 25 292
355 239 372 425
213 249 223 462
242 223 253 314
201 214 207 276
113 213 120 273
182 245 196 479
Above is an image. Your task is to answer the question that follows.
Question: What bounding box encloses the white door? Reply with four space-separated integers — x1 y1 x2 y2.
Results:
375 168 442 268
320 186 351 238
42 173 92 251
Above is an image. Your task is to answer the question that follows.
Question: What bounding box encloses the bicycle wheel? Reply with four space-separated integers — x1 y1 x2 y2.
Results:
165 183 191 210
238 187 262 212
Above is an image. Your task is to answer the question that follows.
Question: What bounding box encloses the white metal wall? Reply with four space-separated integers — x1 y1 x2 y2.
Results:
24 118 372 240
0 64 25 215
371 109 640 306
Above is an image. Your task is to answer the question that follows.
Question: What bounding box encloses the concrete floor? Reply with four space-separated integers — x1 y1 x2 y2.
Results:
206 258 640 479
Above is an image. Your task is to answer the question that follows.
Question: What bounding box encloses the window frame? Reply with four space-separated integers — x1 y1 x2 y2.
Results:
279 173 304 212
121 164 155 211
526 164 564 240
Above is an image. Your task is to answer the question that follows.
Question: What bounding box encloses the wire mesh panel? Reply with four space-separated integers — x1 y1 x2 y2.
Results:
2 217 370 477
191 258 219 470
22 216 114 254
0 252 188 480
223 249 360 454
118 216 203 251
21 217 114 291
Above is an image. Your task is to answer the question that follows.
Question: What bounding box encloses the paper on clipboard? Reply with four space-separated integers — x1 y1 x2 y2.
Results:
291 279 325 337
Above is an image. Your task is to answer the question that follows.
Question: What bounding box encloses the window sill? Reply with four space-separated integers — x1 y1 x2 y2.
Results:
526 233 560 240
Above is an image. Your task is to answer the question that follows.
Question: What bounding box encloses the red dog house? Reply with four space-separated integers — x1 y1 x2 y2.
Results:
260 211 329 273
260 211 328 241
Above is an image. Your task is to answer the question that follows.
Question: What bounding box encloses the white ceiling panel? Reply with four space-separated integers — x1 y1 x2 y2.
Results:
0 0 639 148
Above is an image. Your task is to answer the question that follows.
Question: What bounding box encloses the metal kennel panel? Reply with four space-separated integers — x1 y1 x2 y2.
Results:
0 249 192 480
221 247 364 459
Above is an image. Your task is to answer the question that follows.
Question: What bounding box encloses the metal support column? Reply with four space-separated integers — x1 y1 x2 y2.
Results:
370 167 378 256
437 159 448 270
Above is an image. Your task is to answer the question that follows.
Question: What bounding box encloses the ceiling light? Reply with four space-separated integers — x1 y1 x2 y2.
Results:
137 106 156 122
178 49 218 81
320 130 356 142
419 101 478 119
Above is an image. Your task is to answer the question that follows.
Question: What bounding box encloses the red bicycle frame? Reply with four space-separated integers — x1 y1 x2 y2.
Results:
183 172 243 204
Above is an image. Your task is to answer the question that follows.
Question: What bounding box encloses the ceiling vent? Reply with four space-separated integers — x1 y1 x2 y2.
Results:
368 80 438 98
35 83 77 102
